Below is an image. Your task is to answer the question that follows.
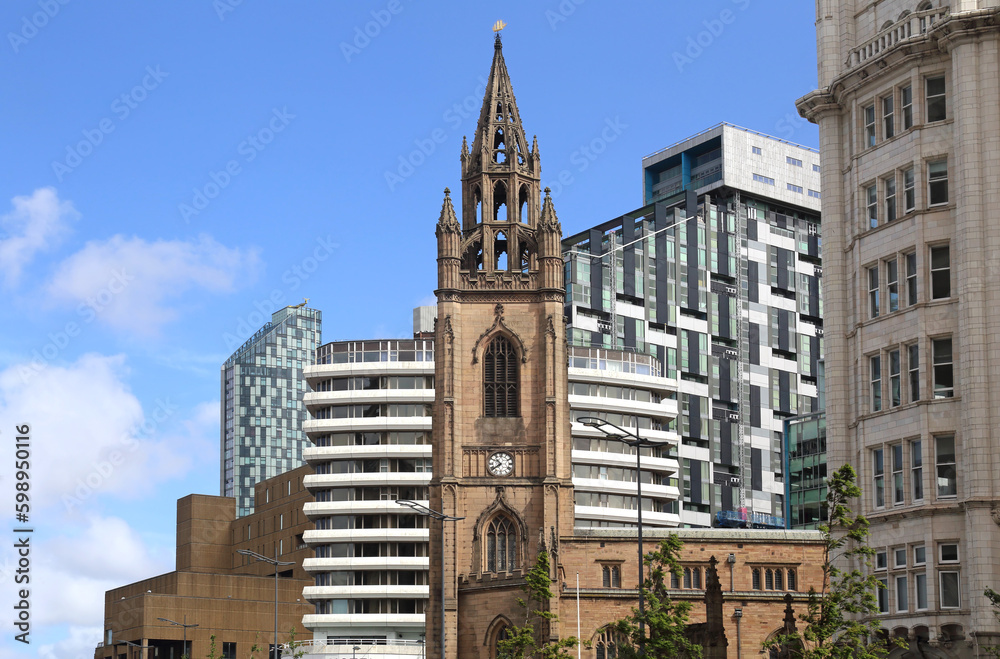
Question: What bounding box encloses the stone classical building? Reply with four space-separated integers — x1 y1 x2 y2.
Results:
94 466 314 659
797 0 1000 655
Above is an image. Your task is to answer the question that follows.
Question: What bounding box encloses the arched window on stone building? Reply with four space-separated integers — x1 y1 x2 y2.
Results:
485 514 517 573
484 336 518 417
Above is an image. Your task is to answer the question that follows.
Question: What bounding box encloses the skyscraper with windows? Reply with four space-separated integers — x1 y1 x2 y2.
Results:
563 123 823 527
797 1 1000 652
221 304 322 516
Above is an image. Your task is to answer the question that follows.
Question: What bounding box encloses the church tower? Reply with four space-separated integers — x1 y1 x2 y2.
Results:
430 32 574 659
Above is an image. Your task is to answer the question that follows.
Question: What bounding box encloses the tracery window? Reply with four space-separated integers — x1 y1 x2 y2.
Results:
594 627 621 659
484 336 518 417
494 626 510 659
486 515 517 573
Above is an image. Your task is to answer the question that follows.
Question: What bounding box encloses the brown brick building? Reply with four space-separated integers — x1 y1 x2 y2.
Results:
94 465 314 659
428 32 827 659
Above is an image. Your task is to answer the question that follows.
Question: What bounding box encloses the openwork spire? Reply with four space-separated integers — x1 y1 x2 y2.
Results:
437 187 460 233
467 35 530 174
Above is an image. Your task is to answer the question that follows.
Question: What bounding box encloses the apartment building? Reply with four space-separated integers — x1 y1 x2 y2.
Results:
564 123 824 527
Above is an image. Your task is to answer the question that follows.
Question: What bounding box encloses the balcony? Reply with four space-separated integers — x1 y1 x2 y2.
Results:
849 7 950 69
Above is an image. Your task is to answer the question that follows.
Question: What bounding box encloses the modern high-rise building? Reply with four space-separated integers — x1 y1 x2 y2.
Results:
298 311 681 649
222 304 322 516
563 123 824 527
784 360 827 530
798 0 1000 652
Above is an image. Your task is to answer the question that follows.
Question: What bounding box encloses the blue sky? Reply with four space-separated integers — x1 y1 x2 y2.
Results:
0 2 819 656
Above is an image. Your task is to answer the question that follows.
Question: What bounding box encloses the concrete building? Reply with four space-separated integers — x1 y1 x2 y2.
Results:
797 0 1000 654
94 466 314 659
564 123 824 527
222 304 322 516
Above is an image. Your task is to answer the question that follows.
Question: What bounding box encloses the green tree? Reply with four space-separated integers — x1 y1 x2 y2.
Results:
613 535 702 659
285 626 308 659
764 463 904 659
247 632 263 659
205 634 218 659
497 549 581 659
984 588 1000 657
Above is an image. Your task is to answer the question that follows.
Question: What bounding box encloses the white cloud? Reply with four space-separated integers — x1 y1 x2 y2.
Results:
0 353 193 512
0 515 172 641
46 233 261 335
0 187 78 287
38 626 104 659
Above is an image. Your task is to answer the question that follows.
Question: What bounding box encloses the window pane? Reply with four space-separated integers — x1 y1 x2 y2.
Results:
930 245 950 298
936 435 957 497
865 105 877 146
926 77 946 122
878 578 889 613
940 572 960 608
940 543 959 562
933 339 954 398
902 85 913 129
928 160 949 205
906 252 918 305
916 573 928 610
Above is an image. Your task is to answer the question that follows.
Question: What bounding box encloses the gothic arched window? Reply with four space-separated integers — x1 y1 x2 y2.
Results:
494 181 508 222
491 624 510 659
486 515 517 573
495 231 509 271
594 627 621 659
484 336 518 417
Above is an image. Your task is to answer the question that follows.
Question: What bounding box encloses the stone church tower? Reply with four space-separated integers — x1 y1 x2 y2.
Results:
429 33 574 659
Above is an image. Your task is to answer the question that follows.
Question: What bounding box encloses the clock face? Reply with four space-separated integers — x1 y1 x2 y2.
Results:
488 452 514 476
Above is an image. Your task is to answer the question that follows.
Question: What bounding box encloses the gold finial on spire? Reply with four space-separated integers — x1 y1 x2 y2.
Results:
492 20 507 33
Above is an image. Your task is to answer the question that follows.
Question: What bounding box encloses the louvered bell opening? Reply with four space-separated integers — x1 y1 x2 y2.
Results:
484 336 518 417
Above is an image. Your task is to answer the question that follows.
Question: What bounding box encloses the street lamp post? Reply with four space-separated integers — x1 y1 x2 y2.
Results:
578 416 668 658
157 616 198 659
237 548 295 659
115 639 154 659
396 499 465 659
